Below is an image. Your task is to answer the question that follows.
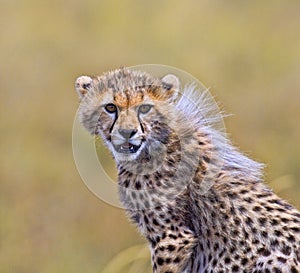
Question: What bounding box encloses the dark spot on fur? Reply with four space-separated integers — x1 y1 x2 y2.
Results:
167 244 176 251
135 181 141 190
277 257 287 263
173 257 180 263
291 266 298 273
241 257 248 265
224 257 231 264
281 245 291 256
274 268 282 273
157 257 164 265
232 265 239 272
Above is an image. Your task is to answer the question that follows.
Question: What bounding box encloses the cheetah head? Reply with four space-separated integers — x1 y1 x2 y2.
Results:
75 68 180 163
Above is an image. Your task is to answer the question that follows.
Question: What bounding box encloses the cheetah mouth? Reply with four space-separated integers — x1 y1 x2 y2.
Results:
113 142 142 154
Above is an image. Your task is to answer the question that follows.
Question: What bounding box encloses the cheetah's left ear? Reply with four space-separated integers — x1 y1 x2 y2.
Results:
161 74 180 100
75 75 96 99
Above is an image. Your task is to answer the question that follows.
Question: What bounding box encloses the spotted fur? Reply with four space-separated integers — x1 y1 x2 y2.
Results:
75 68 300 273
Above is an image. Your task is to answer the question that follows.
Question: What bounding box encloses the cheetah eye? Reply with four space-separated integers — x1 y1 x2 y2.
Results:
138 104 152 114
104 103 117 113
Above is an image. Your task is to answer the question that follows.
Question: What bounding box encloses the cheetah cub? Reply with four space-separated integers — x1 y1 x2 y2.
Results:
75 68 300 273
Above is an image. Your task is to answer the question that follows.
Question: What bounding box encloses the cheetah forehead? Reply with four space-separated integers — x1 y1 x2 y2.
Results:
97 68 178 103
75 68 180 106
98 68 159 91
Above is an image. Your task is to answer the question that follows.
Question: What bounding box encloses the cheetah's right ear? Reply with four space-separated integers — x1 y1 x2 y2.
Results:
75 76 95 99
161 74 180 101
162 74 180 93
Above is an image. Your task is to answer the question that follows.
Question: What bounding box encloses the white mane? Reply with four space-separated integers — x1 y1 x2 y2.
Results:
175 83 264 182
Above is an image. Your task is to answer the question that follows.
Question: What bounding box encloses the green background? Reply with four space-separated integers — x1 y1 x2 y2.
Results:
1 1 299 272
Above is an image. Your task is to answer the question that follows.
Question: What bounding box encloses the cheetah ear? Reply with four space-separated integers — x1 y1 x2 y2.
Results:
161 74 180 100
75 76 95 99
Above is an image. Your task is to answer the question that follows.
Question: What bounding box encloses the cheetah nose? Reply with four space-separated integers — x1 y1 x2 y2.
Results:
118 129 137 139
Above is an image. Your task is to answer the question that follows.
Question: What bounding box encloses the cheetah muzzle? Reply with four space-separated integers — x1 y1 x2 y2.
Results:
111 129 144 156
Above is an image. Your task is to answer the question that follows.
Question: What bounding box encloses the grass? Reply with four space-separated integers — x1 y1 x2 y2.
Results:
100 244 151 273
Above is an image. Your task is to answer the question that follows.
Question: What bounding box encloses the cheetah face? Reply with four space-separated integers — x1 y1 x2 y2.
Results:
104 102 152 161
75 69 179 163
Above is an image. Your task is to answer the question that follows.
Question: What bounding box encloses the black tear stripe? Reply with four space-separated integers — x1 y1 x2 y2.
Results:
138 114 145 133
109 111 118 134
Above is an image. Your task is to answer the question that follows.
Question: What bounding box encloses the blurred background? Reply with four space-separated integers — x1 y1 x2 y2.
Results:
0 0 299 272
